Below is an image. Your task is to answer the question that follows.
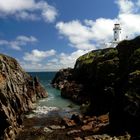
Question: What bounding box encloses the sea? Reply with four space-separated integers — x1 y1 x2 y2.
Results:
27 72 80 118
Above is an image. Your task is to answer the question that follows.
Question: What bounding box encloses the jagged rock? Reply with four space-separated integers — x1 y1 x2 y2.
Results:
0 54 48 139
34 76 48 98
61 81 89 104
62 117 76 127
86 116 97 123
71 114 83 125
51 68 73 89
81 123 93 131
52 68 89 104
97 114 109 124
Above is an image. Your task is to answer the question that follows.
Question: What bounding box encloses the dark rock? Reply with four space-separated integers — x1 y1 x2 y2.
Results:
0 54 47 139
51 68 73 89
52 36 140 135
34 76 48 98
109 37 140 133
97 114 109 124
81 123 93 131
71 114 83 125
62 117 76 127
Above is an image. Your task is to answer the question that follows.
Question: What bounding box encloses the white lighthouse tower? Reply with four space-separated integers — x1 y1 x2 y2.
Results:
113 23 121 43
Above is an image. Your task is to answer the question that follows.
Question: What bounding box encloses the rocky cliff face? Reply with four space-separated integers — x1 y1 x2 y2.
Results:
0 54 48 140
52 36 140 134
52 68 89 104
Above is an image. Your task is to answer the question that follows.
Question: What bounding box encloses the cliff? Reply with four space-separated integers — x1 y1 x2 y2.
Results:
52 36 140 135
0 54 48 140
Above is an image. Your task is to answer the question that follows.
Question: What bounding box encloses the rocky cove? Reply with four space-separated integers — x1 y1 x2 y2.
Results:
1 36 140 139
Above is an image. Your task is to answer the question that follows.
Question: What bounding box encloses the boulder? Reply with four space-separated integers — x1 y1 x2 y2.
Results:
62 117 76 127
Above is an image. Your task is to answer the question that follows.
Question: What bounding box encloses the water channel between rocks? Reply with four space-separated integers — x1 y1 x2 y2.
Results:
29 72 80 116
16 72 81 140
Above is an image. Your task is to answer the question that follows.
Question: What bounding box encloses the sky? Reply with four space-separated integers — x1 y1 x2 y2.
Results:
0 0 140 71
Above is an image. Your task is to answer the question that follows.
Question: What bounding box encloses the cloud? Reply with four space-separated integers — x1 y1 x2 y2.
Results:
40 2 58 23
118 13 140 38
17 0 140 71
117 0 140 39
21 49 88 71
56 0 140 51
53 0 140 71
0 0 58 22
59 50 89 67
85 18 116 42
15 11 39 21
116 0 136 14
46 49 89 71
0 35 37 50
23 49 56 62
20 61 45 72
56 19 116 50
16 35 37 44
56 20 96 50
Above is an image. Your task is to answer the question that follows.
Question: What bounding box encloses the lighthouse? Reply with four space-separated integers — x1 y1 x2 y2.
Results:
113 23 121 43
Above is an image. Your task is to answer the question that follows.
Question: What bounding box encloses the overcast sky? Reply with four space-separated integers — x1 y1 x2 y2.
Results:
0 0 140 71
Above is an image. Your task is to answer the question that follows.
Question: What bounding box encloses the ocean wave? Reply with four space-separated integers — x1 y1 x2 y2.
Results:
33 106 59 117
39 95 55 103
39 99 47 102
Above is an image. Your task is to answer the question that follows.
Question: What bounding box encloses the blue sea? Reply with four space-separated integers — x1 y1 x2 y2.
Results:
28 72 80 118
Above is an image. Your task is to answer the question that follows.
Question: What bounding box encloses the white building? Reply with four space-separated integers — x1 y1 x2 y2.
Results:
113 23 122 42
108 23 122 48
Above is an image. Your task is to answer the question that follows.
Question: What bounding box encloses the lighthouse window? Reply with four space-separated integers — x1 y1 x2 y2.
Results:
115 31 117 33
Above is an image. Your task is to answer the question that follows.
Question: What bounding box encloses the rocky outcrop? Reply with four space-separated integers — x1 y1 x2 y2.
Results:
52 48 118 108
52 36 140 135
54 70 90 104
0 54 47 140
52 68 89 104
52 68 73 89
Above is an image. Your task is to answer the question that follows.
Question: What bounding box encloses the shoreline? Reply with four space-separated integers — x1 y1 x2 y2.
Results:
16 107 131 140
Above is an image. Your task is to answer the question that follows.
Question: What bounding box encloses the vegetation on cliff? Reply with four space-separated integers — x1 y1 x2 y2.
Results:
52 36 140 137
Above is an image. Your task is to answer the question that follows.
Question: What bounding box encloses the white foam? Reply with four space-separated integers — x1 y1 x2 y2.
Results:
25 113 36 119
39 95 54 103
47 96 55 101
39 99 47 102
33 106 59 117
